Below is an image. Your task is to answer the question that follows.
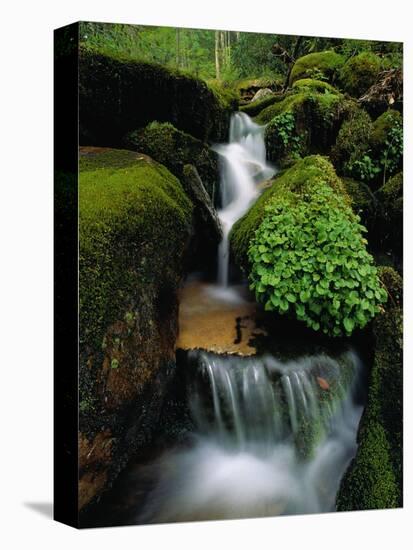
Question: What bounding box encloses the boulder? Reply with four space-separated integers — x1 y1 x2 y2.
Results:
337 266 402 510
124 121 219 200
181 164 223 271
230 156 387 337
289 51 345 86
78 147 193 512
79 48 233 147
259 86 354 166
251 88 274 102
338 52 388 98
376 172 403 259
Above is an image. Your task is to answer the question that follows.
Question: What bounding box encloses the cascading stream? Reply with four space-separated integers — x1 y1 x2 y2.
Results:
214 112 275 287
135 113 365 525
139 350 364 522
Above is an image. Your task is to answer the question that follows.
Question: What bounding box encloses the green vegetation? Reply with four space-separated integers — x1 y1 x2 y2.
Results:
79 148 193 349
232 156 387 336
376 172 403 257
337 267 402 510
260 84 351 165
79 48 233 147
339 52 387 97
124 121 219 198
289 51 345 85
292 78 338 93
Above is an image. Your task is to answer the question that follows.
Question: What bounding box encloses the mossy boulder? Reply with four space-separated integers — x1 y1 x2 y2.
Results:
341 177 377 235
331 108 374 178
339 52 387 98
292 78 338 94
78 147 193 511
376 172 403 258
337 266 403 510
79 48 233 147
124 121 219 200
331 107 402 189
239 93 281 117
230 156 386 336
259 87 354 165
289 51 345 86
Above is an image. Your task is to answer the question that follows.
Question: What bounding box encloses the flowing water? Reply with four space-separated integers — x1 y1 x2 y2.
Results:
134 113 365 524
138 350 364 523
214 112 275 288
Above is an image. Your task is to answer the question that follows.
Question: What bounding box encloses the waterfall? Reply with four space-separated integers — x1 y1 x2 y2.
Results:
214 112 275 287
139 349 364 523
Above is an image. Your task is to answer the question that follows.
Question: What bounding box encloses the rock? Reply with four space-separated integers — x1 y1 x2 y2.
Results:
230 156 386 337
78 147 193 511
251 88 274 102
259 86 354 166
181 164 222 270
338 52 388 99
375 174 403 261
124 121 219 200
79 48 232 147
289 51 345 86
337 266 402 510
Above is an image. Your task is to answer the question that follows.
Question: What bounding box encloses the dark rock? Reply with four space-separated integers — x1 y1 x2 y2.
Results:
79 48 232 147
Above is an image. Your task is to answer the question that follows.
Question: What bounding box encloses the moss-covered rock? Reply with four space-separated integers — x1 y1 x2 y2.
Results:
331 108 374 177
239 93 282 117
371 109 403 152
124 121 219 199
341 177 377 234
78 147 193 511
337 266 402 510
289 51 345 86
292 78 339 94
339 52 387 98
79 48 233 147
260 87 354 166
230 156 386 336
376 172 403 258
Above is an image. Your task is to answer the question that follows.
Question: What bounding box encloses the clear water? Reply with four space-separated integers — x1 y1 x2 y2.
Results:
214 112 275 288
138 350 363 523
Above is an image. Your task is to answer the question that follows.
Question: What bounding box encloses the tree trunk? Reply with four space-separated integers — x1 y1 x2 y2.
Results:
215 30 221 80
283 36 303 92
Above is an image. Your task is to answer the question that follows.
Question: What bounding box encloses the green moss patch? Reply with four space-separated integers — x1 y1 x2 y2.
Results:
79 148 193 349
124 121 219 199
337 267 402 510
289 51 345 86
339 52 388 98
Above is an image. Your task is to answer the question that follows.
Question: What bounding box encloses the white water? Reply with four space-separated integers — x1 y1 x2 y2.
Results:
214 112 275 288
139 350 364 523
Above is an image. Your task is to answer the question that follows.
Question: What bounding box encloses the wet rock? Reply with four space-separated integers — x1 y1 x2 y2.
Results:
78 147 193 511
251 88 274 102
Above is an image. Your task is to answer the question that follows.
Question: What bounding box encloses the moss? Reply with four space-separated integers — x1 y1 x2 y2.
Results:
292 78 338 94
331 108 374 175
337 266 402 510
339 52 387 98
239 94 280 117
341 177 377 233
376 172 403 258
289 51 345 86
371 109 402 150
124 121 219 199
230 155 350 272
79 148 193 350
260 88 352 165
79 47 232 147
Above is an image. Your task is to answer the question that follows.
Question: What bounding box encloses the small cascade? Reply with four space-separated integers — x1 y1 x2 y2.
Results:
139 349 364 522
214 112 275 287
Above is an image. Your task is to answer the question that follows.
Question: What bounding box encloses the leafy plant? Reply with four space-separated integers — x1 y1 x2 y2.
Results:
345 153 381 182
379 121 403 184
265 111 303 159
247 184 387 336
